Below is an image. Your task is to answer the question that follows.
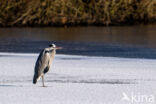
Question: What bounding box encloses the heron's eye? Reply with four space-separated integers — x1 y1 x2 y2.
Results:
45 50 49 53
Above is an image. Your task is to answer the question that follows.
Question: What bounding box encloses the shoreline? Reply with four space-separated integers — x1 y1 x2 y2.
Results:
0 23 156 27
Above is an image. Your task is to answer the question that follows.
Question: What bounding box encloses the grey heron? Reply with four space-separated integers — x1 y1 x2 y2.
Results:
33 44 62 87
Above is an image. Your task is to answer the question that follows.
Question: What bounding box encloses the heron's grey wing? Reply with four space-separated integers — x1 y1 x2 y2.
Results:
33 49 44 84
34 49 50 75
33 49 50 84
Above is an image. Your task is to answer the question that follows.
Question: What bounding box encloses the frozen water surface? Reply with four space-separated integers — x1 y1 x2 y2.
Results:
0 52 156 104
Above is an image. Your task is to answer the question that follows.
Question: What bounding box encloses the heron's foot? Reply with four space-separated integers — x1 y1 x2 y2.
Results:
40 86 47 87
42 85 47 87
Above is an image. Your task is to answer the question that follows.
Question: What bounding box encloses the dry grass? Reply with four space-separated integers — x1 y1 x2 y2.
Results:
0 0 155 26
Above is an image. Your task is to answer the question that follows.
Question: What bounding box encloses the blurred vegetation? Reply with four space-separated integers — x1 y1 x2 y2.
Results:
0 0 156 26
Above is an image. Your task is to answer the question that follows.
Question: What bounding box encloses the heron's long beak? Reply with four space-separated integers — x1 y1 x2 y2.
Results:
55 46 63 50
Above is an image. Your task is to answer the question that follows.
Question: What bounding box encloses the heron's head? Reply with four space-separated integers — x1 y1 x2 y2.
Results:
49 44 62 50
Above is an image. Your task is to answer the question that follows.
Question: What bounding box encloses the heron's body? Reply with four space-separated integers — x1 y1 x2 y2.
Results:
33 44 61 87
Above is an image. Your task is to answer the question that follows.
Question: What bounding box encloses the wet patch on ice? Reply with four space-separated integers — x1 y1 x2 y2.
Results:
0 75 137 85
59 57 84 60
1 74 156 86
47 79 136 84
46 74 137 84
0 84 23 87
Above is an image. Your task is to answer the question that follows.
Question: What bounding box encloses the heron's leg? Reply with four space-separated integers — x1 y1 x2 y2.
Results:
42 76 45 87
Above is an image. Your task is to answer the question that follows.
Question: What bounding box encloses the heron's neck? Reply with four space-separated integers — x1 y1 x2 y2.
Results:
49 49 56 57
49 47 53 50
